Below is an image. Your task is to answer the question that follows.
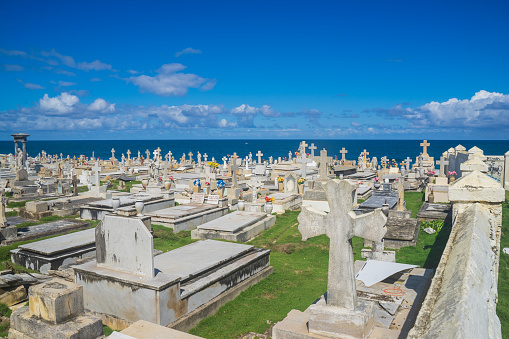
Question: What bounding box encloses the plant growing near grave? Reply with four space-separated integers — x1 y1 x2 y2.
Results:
297 178 306 184
420 219 444 233
193 179 201 186
277 176 284 183
265 196 274 203
217 180 225 188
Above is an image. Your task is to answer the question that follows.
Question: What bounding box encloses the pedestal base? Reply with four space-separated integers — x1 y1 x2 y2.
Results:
308 299 375 339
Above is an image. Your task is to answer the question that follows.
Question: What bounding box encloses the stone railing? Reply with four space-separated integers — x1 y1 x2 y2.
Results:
408 170 505 339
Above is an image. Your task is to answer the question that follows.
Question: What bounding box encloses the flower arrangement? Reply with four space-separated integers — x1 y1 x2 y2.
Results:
239 192 243 200
298 178 306 184
295 152 300 157
168 175 174 182
277 176 284 183
448 171 457 176
207 162 219 169
205 181 210 186
265 196 274 203
374 177 379 181
217 180 225 188
193 179 201 186
428 170 436 175
395 178 399 181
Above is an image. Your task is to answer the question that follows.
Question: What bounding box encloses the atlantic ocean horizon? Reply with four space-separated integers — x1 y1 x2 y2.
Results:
1 139 508 164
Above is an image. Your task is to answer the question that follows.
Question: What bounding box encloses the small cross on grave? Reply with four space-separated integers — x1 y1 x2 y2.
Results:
436 156 449 177
167 151 172 163
203 153 208 163
126 149 131 162
230 153 239 187
111 148 115 159
256 150 263 164
145 149 150 160
188 152 193 163
309 143 317 158
315 149 332 181
222 156 228 169
361 149 369 168
420 139 430 157
340 147 348 162
298 180 387 335
299 141 308 155
405 156 412 170
156 147 162 160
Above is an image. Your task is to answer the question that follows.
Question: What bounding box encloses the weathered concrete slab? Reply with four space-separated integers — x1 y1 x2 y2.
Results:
146 203 228 232
19 228 95 256
196 211 266 233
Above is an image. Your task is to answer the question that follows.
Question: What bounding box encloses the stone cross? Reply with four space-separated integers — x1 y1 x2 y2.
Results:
298 180 387 309
269 156 273 164
111 148 115 159
92 162 102 187
299 141 308 155
165 153 170 163
126 149 131 162
315 149 332 181
405 156 412 170
420 140 430 157
361 149 369 168
436 156 449 177
72 175 79 196
340 147 348 162
188 152 193 163
245 157 249 170
203 153 208 163
145 149 150 160
156 147 162 160
222 156 228 169
230 153 239 187
309 143 317 158
256 150 263 164
167 151 172 163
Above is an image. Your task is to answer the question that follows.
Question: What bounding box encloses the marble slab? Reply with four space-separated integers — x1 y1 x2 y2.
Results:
145 203 215 219
18 228 95 256
197 211 266 233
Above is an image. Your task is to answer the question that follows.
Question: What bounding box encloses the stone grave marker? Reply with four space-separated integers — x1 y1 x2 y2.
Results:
298 180 387 337
284 173 298 193
192 193 206 204
206 194 219 205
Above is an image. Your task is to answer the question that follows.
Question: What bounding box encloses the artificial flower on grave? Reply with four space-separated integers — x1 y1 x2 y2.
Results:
168 175 174 182
374 177 379 181
295 152 300 157
205 182 210 186
239 192 243 200
428 170 436 175
265 196 274 203
297 177 306 184
395 178 399 181
217 180 225 188
193 179 201 186
447 171 457 176
277 176 284 183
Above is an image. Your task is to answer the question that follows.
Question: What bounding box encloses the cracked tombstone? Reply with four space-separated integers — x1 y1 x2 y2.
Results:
298 179 387 338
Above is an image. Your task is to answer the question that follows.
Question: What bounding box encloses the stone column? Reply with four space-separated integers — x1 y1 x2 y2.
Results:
22 141 27 165
13 141 18 157
505 151 509 190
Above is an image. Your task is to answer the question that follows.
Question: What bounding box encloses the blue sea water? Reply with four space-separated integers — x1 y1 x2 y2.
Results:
1 140 509 164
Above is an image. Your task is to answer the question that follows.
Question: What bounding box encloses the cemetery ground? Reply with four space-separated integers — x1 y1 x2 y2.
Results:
0 190 507 338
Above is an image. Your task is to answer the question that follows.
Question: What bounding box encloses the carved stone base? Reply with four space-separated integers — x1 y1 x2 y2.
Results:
308 299 375 339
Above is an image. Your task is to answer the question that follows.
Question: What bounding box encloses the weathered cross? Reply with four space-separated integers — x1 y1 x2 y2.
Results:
361 149 369 168
298 180 387 309
315 149 332 181
145 149 150 160
297 146 312 179
299 141 308 155
309 143 317 158
405 156 412 170
188 152 193 163
111 148 115 159
230 153 239 187
340 147 348 162
92 162 102 187
256 150 263 164
126 149 131 161
436 156 449 177
203 153 208 163
156 147 162 160
222 156 228 169
420 140 430 156
153 149 159 161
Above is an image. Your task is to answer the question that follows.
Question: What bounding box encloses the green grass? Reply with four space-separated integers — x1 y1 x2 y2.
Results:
5 212 17 217
152 225 198 252
108 179 142 193
405 191 425 218
103 325 114 336
14 214 78 229
6 200 29 209
0 320 9 337
497 191 509 337
0 304 12 318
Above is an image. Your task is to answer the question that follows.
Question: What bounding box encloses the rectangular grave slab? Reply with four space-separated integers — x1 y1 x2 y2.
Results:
191 211 276 242
11 228 96 274
268 193 303 214
417 202 452 221
74 239 271 330
3 219 91 246
145 203 228 232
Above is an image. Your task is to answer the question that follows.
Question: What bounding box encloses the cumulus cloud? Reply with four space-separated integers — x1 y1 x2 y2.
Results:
39 93 80 113
175 47 202 57
374 90 509 129
17 79 44 90
127 63 216 97
230 104 280 127
2 64 24 71
88 98 115 112
57 81 76 87
219 119 237 128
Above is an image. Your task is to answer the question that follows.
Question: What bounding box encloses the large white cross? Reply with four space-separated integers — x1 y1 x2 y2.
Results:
420 140 430 156
92 162 102 187
340 147 348 162
111 148 115 159
256 150 263 164
309 143 317 158
298 180 387 309
436 156 449 177
230 153 239 187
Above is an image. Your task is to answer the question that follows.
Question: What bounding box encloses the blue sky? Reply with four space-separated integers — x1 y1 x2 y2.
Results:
1 0 508 140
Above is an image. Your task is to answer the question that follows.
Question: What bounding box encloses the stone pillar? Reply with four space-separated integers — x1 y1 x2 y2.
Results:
13 141 18 158
22 141 27 165
505 151 509 190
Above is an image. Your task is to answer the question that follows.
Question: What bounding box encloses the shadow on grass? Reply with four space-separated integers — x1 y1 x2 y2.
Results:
423 212 453 269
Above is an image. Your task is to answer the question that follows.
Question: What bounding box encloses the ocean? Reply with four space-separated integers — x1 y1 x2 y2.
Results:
1 140 509 164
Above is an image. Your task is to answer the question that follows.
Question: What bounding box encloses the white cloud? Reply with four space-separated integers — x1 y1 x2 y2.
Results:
40 49 76 67
88 98 115 113
219 119 237 128
90 78 101 82
127 70 139 75
77 60 112 71
17 79 44 90
39 93 80 113
127 63 216 97
175 47 202 57
2 64 24 71
58 81 76 87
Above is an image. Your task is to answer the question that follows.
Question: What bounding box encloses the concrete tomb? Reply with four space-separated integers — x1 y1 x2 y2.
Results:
9 278 103 339
191 210 276 242
11 228 96 274
267 192 302 214
145 202 228 233
74 214 272 331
